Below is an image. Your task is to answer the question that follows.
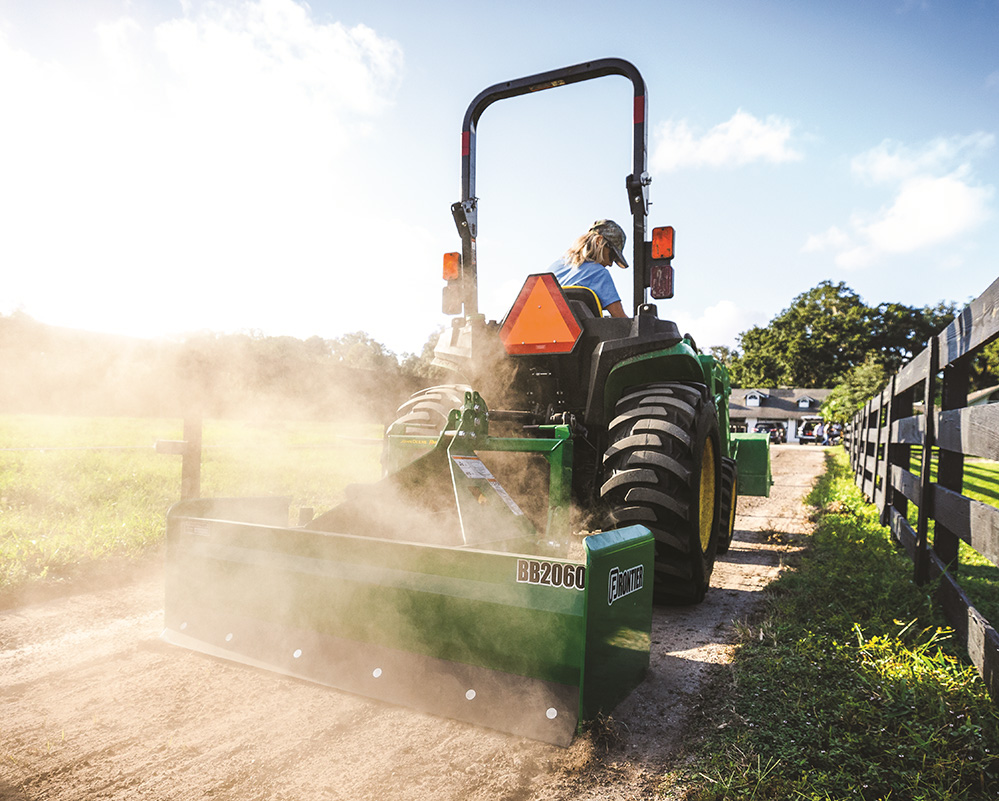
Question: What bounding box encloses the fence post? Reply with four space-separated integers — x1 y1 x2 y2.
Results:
935 351 970 571
854 407 864 481
852 410 861 474
181 417 202 500
914 337 938 585
857 402 868 490
882 375 908 526
863 398 877 499
873 386 888 513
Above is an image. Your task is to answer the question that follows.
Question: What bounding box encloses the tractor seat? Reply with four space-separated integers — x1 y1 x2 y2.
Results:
562 285 603 318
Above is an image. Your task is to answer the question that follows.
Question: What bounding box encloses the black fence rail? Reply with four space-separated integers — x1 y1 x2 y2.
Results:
847 275 999 698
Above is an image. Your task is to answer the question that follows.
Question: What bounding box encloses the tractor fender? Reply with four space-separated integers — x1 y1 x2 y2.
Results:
585 341 706 430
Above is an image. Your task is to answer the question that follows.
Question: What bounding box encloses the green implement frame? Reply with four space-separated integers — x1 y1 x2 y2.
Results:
731 432 773 497
163 506 652 745
163 393 654 745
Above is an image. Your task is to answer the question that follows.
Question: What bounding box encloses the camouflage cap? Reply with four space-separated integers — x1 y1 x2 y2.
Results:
589 219 629 268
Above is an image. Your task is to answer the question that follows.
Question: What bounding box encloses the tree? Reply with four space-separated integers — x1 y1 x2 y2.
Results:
821 354 890 422
399 326 447 385
733 281 958 389
736 281 871 387
708 345 739 371
972 339 999 391
874 300 956 373
731 326 783 387
328 331 399 372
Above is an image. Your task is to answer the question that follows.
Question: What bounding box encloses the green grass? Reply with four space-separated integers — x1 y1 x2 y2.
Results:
964 459 999 505
0 414 383 595
956 458 999 628
895 448 999 625
672 450 999 801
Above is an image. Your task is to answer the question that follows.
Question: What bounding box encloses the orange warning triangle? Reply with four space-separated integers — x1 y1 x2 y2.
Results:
500 274 582 355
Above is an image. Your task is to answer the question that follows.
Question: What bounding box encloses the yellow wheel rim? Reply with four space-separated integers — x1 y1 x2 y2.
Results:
699 438 717 552
727 478 737 536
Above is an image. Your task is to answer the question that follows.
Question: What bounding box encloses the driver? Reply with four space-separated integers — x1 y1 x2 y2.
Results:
551 219 629 318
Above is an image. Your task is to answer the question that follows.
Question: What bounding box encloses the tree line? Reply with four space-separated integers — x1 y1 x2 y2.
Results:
5 280 995 425
710 280 999 421
0 312 443 422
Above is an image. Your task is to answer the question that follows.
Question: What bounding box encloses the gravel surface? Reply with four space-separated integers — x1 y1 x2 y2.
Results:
0 445 827 801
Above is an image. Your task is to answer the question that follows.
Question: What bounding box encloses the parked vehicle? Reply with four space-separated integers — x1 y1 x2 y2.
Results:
798 418 826 445
755 423 786 444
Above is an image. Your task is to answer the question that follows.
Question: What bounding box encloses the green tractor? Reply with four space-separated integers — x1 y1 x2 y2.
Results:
162 58 770 745
382 57 769 604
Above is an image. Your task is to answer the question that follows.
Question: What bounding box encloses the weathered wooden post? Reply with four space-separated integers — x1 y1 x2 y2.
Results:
935 349 970 571
155 416 203 500
181 417 202 500
914 336 938 585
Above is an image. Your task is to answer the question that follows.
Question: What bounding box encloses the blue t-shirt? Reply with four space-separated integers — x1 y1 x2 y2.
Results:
550 257 621 309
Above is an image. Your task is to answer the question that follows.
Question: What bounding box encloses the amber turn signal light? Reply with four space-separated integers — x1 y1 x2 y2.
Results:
651 226 674 260
443 252 460 281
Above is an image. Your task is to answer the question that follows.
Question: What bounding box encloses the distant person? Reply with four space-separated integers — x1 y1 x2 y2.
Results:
551 219 629 318
815 422 825 445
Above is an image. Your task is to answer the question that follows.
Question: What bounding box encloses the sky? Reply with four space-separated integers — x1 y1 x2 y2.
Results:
2 0 998 357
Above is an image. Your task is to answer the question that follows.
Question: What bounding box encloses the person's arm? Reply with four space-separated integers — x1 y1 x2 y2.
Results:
605 301 627 318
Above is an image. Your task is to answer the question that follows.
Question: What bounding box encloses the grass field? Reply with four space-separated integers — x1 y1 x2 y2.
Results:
675 450 999 800
0 414 383 595
4 417 999 796
955 457 999 629
893 447 999 625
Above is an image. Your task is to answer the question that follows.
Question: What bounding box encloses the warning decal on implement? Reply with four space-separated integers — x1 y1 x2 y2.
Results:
451 455 525 516
451 455 495 480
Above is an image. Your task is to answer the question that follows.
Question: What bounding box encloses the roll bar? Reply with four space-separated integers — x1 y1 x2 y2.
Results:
451 58 651 316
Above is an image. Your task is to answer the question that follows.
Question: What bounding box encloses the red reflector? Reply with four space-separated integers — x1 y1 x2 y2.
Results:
650 263 674 299
443 252 460 280
500 274 582 355
461 130 471 156
652 226 674 260
634 96 645 125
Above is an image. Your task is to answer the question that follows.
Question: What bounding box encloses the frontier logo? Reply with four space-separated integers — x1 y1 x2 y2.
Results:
607 564 644 606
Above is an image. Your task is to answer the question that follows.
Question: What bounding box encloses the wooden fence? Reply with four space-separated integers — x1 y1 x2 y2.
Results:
154 417 203 500
847 275 999 697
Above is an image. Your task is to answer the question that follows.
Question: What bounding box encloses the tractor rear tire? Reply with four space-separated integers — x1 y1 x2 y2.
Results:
600 382 722 604
382 384 471 471
388 384 472 436
716 457 738 555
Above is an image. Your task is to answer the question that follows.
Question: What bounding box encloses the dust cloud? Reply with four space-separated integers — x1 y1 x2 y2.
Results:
4 308 602 750
0 311 422 421
1 446 828 799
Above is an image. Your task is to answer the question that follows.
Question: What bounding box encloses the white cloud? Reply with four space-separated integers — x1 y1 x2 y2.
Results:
664 299 762 350
802 226 850 253
850 133 994 185
651 110 802 172
0 1 412 344
804 134 994 268
154 0 401 122
862 173 991 251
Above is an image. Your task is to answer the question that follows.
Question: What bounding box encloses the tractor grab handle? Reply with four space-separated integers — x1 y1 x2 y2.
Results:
453 58 650 317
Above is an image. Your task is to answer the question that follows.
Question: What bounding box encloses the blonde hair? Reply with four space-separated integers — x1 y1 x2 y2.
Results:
564 231 609 268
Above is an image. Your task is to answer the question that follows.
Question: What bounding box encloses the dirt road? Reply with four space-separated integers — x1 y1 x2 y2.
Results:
0 445 826 801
